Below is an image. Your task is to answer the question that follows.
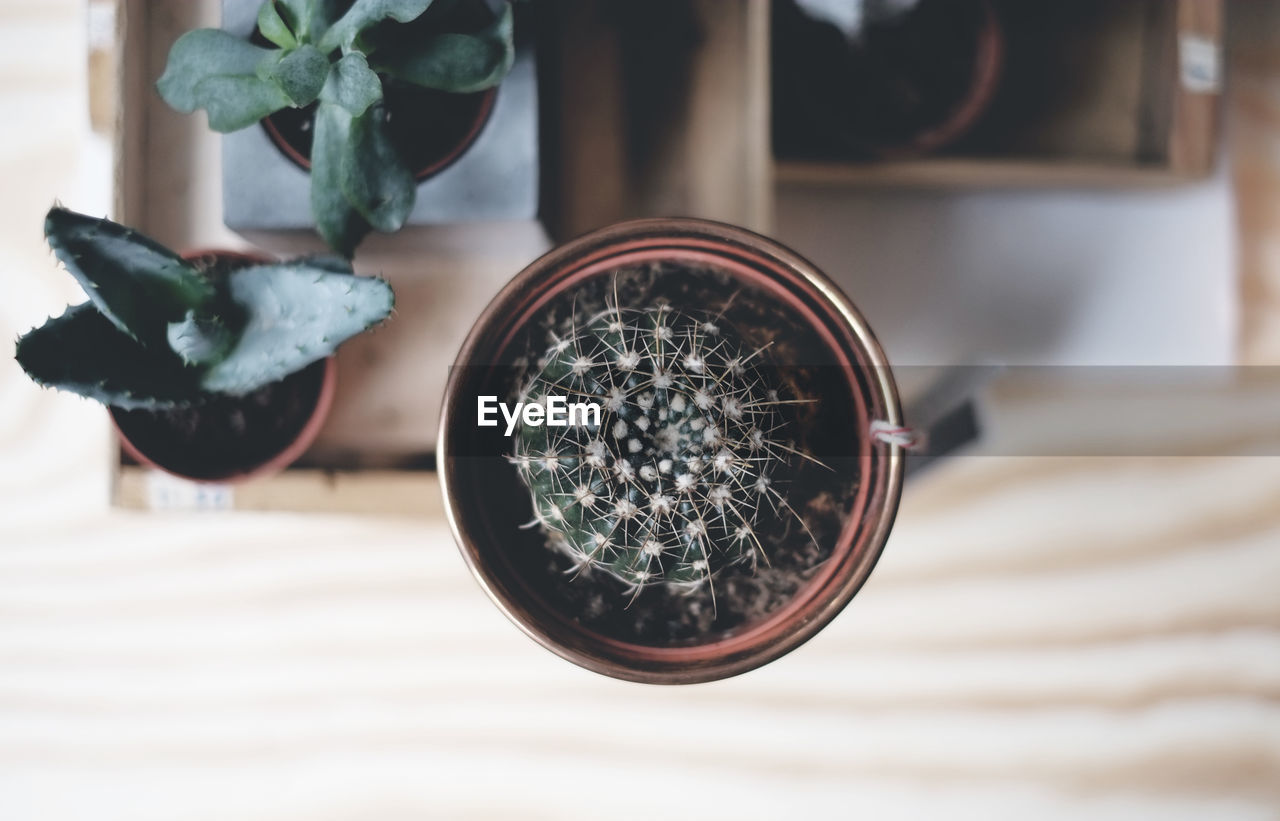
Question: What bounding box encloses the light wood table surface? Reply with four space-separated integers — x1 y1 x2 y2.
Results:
1 2 1278 819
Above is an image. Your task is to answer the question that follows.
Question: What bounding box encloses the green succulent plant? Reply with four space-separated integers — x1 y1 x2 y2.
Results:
157 0 516 257
511 302 797 593
15 207 394 410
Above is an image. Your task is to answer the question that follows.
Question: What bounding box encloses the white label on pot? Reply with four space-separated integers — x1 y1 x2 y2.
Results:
1180 34 1221 94
146 471 234 511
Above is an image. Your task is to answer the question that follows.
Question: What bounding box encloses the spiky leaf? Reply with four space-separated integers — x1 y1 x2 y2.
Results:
341 106 415 232
15 303 202 410
378 2 514 93
318 0 434 52
157 29 291 132
269 44 329 106
318 52 383 116
167 310 241 366
199 263 394 394
257 0 297 48
44 207 216 345
310 101 372 257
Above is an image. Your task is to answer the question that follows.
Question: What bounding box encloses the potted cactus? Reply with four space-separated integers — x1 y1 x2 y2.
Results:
157 0 516 256
14 207 394 482
440 219 906 683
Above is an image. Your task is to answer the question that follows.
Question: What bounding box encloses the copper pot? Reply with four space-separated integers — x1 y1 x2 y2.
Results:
439 218 905 683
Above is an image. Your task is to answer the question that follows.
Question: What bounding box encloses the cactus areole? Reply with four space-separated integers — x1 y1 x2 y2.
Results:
440 218 905 684
15 207 395 482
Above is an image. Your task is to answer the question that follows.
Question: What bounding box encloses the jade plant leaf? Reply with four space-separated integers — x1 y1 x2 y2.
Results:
44 207 217 346
195 75 295 132
15 303 202 410
269 44 329 106
318 52 383 116
285 0 348 45
318 0 434 52
310 101 373 257
257 0 297 48
199 262 394 395
378 2 514 93
340 106 415 233
156 29 291 132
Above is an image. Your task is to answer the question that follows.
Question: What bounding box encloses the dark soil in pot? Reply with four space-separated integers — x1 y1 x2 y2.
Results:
773 0 1002 158
111 358 329 483
110 251 333 483
461 261 865 647
258 0 498 180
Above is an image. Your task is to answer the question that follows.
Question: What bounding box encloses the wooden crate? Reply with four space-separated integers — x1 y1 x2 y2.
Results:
774 0 1223 188
540 0 773 239
109 0 772 512
111 0 549 512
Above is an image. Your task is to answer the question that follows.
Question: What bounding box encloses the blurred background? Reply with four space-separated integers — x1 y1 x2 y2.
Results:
1 0 1278 818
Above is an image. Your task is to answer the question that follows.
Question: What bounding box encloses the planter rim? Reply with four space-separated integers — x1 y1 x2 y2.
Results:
439 217 906 684
111 249 338 485
261 87 498 183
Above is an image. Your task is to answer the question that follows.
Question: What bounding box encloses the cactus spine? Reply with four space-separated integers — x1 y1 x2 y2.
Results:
513 301 796 592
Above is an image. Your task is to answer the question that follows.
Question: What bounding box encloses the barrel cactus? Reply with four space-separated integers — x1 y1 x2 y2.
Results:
512 301 796 592
15 206 394 409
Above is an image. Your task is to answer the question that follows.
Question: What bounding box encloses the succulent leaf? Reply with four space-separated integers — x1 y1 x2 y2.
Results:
378 2 514 93
310 101 372 257
197 74 295 132
44 207 216 345
257 0 298 48
318 52 383 116
156 29 290 132
318 0 434 52
269 44 329 106
167 310 241 367
15 303 201 410
198 262 394 395
341 106 416 232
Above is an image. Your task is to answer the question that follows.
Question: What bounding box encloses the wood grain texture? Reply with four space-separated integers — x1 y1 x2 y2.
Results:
1230 0 1280 365
774 0 1222 188
545 0 772 239
1 2 1278 820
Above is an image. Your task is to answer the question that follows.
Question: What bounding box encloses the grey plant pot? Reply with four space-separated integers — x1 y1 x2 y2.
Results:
219 0 540 231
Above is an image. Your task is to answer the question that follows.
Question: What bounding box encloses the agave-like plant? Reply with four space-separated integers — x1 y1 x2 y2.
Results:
15 207 394 409
157 0 516 256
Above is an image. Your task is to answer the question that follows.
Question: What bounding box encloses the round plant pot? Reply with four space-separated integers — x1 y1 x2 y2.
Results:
109 251 338 484
439 218 906 684
259 0 499 182
775 0 1003 158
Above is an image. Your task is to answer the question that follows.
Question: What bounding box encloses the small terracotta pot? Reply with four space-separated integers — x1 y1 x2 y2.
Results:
110 250 337 485
890 0 1004 157
774 0 1004 159
261 88 497 182
439 219 906 684
258 0 500 183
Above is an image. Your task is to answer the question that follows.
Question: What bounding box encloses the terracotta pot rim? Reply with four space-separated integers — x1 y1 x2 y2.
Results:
864 0 1005 157
110 249 338 485
439 218 906 684
261 86 499 183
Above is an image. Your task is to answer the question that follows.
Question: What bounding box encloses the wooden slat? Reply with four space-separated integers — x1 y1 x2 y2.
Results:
545 0 772 239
